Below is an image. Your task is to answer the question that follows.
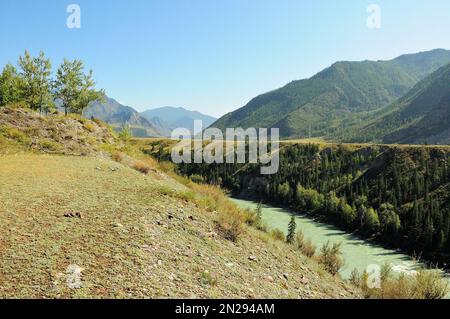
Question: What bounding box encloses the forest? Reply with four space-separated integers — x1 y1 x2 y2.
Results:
151 142 450 266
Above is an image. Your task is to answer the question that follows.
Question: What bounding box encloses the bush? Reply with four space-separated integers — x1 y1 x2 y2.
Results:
216 209 245 242
83 122 96 132
119 126 132 141
200 270 217 287
318 241 344 276
350 266 448 299
269 229 285 241
39 139 61 152
295 230 316 257
189 174 205 184
413 270 449 299
1 126 31 146
111 151 124 162
132 160 153 174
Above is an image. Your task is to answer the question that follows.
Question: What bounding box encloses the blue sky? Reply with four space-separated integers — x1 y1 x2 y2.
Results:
1 0 449 117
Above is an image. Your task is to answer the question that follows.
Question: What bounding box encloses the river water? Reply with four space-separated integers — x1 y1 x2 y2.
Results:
231 198 425 279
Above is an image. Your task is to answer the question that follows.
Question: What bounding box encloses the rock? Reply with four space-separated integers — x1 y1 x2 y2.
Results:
113 222 124 228
283 273 289 280
95 167 102 171
64 211 84 219
300 276 309 285
225 262 234 268
248 255 258 261
265 275 274 283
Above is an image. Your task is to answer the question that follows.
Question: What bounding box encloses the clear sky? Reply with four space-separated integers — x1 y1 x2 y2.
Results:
1 0 449 117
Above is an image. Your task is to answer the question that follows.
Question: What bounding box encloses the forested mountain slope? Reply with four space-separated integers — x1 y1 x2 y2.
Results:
211 49 450 139
343 63 450 144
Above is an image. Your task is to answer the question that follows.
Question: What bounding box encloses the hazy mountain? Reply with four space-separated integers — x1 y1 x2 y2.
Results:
83 97 161 137
83 98 216 137
140 106 217 136
211 49 450 139
347 63 450 144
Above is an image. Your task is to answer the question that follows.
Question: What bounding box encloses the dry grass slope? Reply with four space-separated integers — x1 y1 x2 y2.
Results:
0 154 359 298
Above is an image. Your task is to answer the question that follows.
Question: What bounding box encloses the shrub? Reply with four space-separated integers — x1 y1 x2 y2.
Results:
243 209 258 227
349 268 361 287
318 241 344 276
189 174 205 184
83 122 96 133
269 229 285 241
132 160 152 174
2 127 31 146
200 270 217 287
119 126 132 141
111 151 124 162
39 139 61 152
413 270 449 299
295 230 316 257
216 209 245 242
156 185 176 197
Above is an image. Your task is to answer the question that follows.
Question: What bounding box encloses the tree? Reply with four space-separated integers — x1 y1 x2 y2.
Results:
18 50 54 113
379 203 401 236
286 216 297 244
318 241 344 276
0 63 23 106
119 125 132 141
364 207 380 234
54 59 104 115
255 202 263 224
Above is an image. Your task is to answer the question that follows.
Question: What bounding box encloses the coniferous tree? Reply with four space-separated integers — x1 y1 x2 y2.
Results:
286 216 297 244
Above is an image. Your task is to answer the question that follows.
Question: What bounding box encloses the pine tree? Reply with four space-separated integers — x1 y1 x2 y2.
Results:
286 216 297 244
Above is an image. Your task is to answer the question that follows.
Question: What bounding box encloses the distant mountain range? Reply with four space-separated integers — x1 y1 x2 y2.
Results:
141 107 217 136
211 49 450 144
83 98 216 137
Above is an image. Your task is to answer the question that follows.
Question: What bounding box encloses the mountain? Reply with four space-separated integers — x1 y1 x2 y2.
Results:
83 97 161 137
346 63 450 144
211 49 450 139
141 107 217 136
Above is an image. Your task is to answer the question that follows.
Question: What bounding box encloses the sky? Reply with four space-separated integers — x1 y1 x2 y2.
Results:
1 0 450 117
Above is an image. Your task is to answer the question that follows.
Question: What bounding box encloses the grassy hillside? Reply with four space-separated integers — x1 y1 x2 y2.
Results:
212 49 450 139
0 108 358 299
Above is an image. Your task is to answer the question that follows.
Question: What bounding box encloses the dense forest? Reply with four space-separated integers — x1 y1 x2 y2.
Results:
149 142 450 266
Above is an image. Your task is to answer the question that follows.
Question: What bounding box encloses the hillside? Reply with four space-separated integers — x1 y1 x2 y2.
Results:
211 49 450 139
0 108 358 298
344 63 450 144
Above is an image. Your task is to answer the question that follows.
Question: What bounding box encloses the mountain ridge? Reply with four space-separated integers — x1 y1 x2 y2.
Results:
211 49 450 140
